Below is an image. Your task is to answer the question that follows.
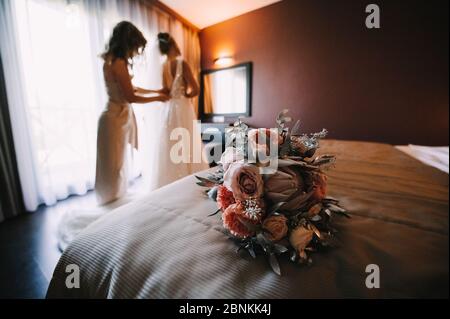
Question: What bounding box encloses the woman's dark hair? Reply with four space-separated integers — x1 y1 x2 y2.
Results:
102 21 147 61
157 32 173 55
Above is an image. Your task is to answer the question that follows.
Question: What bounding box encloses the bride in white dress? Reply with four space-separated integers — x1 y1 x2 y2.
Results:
145 33 209 189
58 22 168 250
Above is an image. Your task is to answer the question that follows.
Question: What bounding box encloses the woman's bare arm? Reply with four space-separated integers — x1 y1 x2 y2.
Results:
112 60 169 103
182 61 199 98
134 87 170 95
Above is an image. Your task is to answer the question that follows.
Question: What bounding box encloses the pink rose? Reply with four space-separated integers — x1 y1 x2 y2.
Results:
262 214 288 241
223 163 264 201
217 185 235 211
222 202 258 238
248 128 283 157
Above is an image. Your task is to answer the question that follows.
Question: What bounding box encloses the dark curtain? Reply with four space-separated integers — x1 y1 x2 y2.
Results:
0 54 24 222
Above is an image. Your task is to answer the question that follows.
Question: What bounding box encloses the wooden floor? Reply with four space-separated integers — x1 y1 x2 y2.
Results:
0 179 144 299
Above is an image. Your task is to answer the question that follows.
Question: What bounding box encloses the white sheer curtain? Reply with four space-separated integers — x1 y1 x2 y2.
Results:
0 0 201 211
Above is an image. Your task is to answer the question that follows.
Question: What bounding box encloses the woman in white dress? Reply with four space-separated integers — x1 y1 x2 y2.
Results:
144 33 209 188
58 22 168 250
96 22 168 204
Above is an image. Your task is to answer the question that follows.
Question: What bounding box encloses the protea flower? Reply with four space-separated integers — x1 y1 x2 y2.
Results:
264 166 304 203
264 166 326 214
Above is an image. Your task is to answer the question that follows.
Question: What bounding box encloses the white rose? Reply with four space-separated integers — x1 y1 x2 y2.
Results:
219 147 245 171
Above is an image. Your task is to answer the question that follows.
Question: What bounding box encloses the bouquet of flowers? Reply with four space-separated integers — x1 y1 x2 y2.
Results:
196 110 349 275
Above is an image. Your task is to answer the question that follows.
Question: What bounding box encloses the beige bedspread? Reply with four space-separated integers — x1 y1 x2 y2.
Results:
47 140 449 298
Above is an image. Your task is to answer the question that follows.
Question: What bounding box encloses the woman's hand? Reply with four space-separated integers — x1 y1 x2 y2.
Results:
151 88 170 95
155 93 170 102
160 88 170 95
184 89 198 98
134 87 155 94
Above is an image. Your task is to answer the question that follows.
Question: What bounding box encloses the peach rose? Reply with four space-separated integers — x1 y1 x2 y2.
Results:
311 173 327 202
217 185 235 210
223 163 264 201
262 214 288 241
289 226 314 259
248 128 283 157
222 202 258 238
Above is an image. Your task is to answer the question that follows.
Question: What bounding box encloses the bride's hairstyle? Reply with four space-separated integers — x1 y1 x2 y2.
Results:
102 21 147 61
157 32 178 55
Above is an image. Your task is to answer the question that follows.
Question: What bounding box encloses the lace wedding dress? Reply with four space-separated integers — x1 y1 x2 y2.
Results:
148 57 209 189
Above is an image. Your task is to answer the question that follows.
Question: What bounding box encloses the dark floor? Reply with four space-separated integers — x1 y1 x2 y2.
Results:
0 193 96 298
0 179 144 299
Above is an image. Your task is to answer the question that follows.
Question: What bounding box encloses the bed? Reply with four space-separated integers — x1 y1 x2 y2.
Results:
46 140 449 298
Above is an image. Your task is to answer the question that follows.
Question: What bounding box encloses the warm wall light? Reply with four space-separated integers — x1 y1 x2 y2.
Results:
214 56 234 67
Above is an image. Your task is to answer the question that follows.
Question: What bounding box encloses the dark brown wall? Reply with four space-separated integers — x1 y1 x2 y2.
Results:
200 0 449 145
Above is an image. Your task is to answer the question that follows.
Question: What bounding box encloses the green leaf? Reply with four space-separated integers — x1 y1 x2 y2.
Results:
335 210 351 219
196 181 211 187
207 187 218 201
308 223 322 239
268 253 281 276
195 175 220 187
256 232 270 247
290 120 301 136
273 244 288 254
247 246 256 259
327 203 346 213
267 202 286 215
208 209 221 217
290 250 297 262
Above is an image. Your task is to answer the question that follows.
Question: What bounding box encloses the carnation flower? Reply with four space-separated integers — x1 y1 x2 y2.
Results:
222 202 259 238
217 185 235 210
262 214 288 241
223 163 264 201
